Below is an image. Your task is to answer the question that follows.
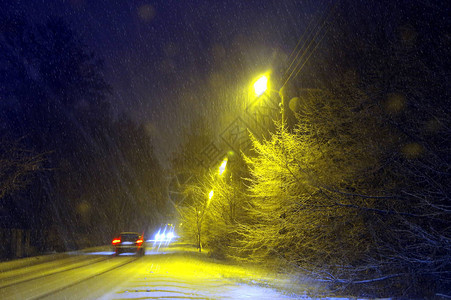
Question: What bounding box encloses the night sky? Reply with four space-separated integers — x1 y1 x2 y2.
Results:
3 0 323 165
1 2 449 295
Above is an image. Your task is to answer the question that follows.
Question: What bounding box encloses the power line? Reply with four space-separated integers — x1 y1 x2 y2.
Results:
283 1 330 81
281 1 339 90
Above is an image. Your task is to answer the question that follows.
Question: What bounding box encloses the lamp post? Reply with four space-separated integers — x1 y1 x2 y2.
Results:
253 74 286 126
196 156 228 252
197 189 214 253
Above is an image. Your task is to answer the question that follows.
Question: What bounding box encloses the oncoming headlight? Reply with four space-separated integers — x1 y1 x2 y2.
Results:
152 224 177 247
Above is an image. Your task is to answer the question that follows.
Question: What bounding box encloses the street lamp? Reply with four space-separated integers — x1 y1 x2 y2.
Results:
253 75 268 96
252 73 286 126
207 189 214 207
218 157 228 176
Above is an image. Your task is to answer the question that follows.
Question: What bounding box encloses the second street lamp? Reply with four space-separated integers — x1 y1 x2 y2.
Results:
218 157 228 176
207 189 214 207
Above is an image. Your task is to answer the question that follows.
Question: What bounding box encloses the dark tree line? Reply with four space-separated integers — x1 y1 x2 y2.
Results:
0 16 166 252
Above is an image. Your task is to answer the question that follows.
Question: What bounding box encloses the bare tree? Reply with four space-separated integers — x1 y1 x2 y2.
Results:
177 177 210 252
177 156 250 256
0 137 45 200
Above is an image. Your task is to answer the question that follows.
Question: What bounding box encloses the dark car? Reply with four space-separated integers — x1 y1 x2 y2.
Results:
112 232 145 256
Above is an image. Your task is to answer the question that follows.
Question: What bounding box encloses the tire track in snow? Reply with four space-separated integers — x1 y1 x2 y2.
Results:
0 255 109 289
112 275 235 299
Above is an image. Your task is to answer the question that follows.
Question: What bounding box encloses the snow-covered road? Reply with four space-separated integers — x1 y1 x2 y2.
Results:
0 244 305 299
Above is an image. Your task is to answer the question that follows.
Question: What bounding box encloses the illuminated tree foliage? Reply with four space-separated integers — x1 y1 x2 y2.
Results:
241 77 449 295
177 176 209 251
176 153 250 257
239 84 391 270
203 155 250 258
229 3 450 297
171 118 212 250
241 26 450 300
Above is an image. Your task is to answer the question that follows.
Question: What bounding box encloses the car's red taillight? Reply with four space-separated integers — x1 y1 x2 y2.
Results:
112 238 121 245
136 239 143 245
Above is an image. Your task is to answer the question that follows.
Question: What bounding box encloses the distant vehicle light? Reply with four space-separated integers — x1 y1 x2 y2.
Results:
112 238 121 245
136 239 143 245
151 225 177 248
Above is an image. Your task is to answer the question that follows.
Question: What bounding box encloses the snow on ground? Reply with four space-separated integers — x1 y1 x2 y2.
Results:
96 243 321 299
1 243 381 299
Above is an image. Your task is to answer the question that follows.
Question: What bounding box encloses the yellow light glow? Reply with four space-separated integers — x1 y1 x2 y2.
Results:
218 158 228 175
254 75 268 96
206 189 215 208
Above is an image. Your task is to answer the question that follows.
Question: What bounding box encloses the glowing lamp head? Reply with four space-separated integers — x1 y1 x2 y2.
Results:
218 158 228 176
208 190 214 200
254 75 268 96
